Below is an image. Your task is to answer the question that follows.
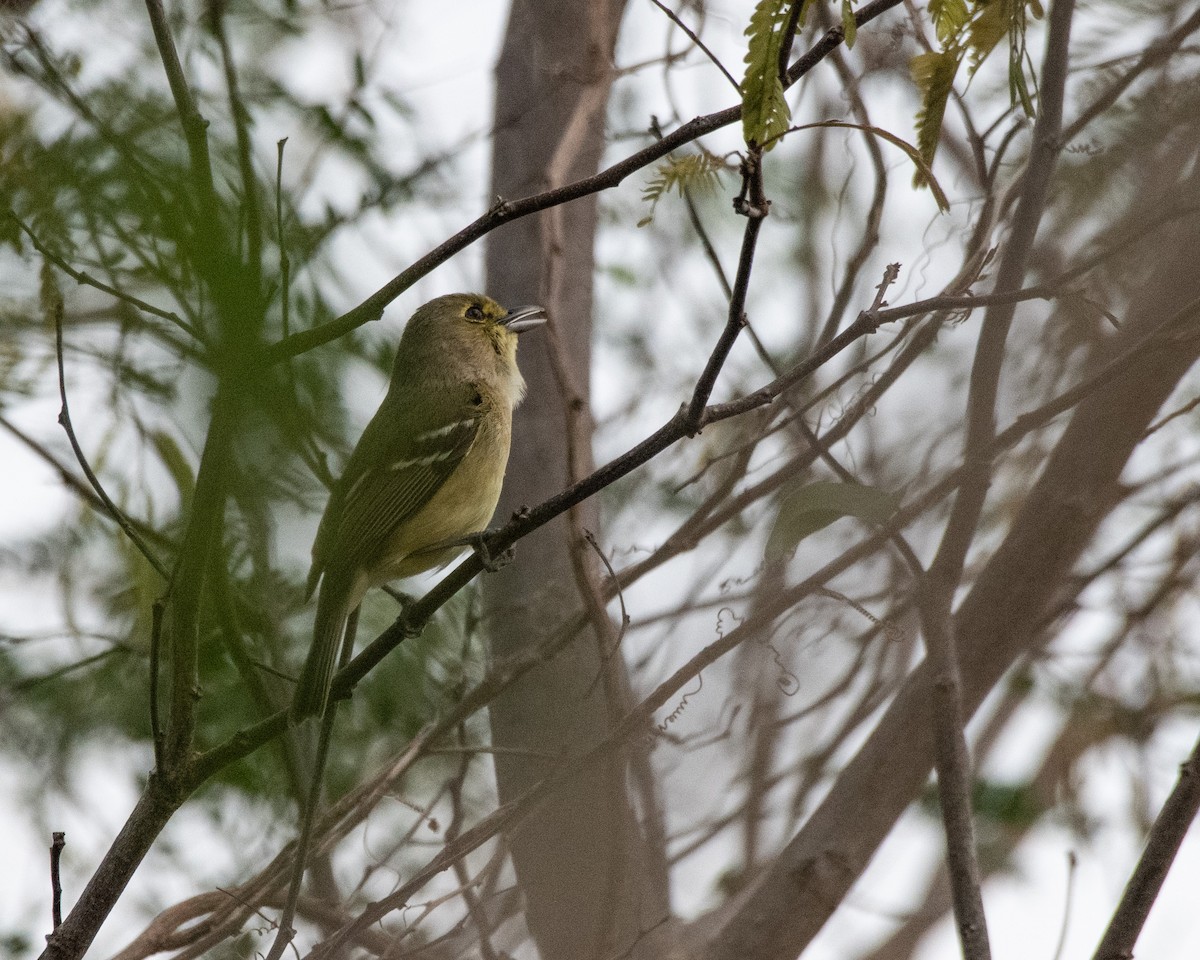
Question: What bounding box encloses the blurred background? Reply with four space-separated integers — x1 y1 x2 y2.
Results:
2 0 1199 957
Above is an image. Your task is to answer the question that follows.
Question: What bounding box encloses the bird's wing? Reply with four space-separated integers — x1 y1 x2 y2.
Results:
308 381 482 595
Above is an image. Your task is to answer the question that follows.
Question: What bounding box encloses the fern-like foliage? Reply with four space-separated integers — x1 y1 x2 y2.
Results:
930 0 971 44
911 49 960 187
741 0 809 150
912 0 1043 186
638 152 726 227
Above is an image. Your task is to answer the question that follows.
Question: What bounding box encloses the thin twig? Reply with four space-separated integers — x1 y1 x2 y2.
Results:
445 726 501 960
0 414 172 551
211 0 263 291
149 601 165 770
647 0 741 92
276 139 291 340
262 0 906 365
1050 852 1078 960
584 530 629 659
686 147 769 426
50 832 65 931
1092 727 1200 960
816 45 888 346
52 302 168 580
917 586 992 960
11 215 196 339
917 5 1078 954
776 0 807 83
143 0 218 216
1144 394 1200 439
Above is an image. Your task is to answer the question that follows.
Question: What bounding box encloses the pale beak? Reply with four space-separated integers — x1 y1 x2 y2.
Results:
501 305 547 333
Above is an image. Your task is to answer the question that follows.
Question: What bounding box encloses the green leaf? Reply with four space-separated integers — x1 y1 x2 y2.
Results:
638 151 725 226
741 0 800 150
966 0 1011 74
929 0 969 43
973 780 1042 827
766 481 900 560
911 49 961 186
841 0 857 49
150 429 195 512
909 0 1043 182
1009 55 1034 116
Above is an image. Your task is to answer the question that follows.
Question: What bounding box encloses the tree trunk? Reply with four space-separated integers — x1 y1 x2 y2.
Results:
483 3 668 958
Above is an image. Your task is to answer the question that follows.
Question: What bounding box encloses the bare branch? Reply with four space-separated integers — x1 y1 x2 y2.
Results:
647 0 741 93
49 832 65 932
1092 729 1200 960
261 0 906 365
52 302 168 580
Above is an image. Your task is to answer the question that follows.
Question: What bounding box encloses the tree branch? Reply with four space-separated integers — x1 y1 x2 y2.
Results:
52 302 168 580
260 0 905 365
915 6 1077 954
1092 727 1200 960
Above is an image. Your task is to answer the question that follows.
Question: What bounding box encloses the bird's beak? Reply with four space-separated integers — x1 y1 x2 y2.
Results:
501 305 547 333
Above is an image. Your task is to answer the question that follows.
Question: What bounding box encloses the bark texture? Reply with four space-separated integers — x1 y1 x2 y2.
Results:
483 3 667 959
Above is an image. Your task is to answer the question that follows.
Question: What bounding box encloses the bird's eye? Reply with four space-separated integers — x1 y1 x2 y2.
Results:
465 304 485 321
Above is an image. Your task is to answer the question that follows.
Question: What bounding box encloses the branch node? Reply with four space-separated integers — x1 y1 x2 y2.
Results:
488 196 515 218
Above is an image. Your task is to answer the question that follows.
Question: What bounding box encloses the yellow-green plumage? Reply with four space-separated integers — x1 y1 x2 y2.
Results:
291 293 544 722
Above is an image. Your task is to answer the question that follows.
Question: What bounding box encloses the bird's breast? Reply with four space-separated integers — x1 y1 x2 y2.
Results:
370 408 513 583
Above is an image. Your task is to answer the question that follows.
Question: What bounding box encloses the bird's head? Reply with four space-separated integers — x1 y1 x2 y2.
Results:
393 293 546 401
400 293 544 368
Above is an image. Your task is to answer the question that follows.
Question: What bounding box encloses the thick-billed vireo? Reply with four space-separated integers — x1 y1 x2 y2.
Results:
291 293 546 721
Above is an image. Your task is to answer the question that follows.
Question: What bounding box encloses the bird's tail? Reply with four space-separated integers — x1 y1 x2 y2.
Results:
290 575 351 723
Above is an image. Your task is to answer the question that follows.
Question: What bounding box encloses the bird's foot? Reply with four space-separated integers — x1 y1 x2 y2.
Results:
395 605 425 639
470 529 514 573
383 587 425 638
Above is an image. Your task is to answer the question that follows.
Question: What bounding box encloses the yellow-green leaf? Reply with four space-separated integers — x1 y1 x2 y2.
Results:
742 0 795 150
638 151 725 226
911 49 960 187
966 0 1010 74
766 481 900 560
929 0 969 44
150 429 195 512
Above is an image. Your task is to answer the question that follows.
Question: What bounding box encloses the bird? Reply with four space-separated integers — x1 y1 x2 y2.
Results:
290 293 546 721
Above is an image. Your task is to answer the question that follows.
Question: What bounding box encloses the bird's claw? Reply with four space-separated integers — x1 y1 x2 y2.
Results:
395 607 424 639
389 591 425 638
471 530 514 572
486 545 516 572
